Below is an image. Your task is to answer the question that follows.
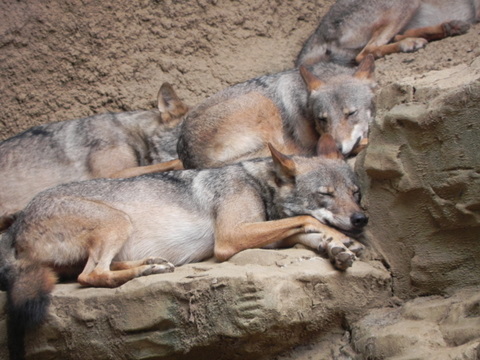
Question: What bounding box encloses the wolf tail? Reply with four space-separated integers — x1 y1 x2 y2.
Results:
6 256 57 360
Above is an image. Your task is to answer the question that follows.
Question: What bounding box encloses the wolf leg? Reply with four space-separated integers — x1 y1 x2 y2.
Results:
214 209 358 270
394 20 470 42
279 232 358 271
111 257 175 272
357 37 427 62
73 204 172 288
358 20 470 62
355 17 417 62
78 222 173 288
109 159 184 179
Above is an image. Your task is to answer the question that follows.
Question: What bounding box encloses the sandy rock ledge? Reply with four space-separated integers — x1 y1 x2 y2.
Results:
0 249 390 360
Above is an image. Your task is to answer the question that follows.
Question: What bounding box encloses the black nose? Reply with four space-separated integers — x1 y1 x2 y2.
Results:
351 212 368 228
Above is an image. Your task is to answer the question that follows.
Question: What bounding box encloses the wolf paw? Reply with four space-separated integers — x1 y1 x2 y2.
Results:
398 38 428 53
142 262 175 276
144 257 171 266
348 242 365 257
342 238 365 257
330 246 355 271
443 20 470 36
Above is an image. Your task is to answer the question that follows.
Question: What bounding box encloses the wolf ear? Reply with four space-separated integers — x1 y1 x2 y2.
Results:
157 82 189 123
300 65 325 92
317 134 343 160
354 54 375 82
268 143 297 184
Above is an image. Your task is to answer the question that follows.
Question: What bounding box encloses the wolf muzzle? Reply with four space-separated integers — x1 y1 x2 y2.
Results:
351 212 368 229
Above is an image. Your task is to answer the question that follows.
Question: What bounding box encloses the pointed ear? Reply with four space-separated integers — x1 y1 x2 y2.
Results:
354 54 375 81
268 143 297 184
316 134 343 160
299 65 325 92
157 82 189 123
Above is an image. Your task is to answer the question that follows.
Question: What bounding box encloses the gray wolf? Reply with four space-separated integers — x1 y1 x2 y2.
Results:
296 0 479 66
177 56 375 169
2 134 367 360
0 83 188 226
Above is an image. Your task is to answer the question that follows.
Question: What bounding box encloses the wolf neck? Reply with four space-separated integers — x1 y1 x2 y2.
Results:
118 109 165 137
239 159 284 220
269 71 318 152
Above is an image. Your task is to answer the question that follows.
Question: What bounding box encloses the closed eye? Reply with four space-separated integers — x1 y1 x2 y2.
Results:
347 109 358 117
353 190 361 202
318 186 334 197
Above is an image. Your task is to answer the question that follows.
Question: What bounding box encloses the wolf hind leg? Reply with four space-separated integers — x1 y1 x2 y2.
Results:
394 20 471 42
362 20 472 62
79 263 174 288
74 207 171 288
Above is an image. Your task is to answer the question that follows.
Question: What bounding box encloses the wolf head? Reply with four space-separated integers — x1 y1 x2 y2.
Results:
269 134 368 236
300 55 376 157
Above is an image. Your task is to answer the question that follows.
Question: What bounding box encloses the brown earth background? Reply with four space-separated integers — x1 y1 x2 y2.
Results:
1 1 480 359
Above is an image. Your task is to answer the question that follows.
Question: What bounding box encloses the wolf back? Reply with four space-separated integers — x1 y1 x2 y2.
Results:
0 83 187 219
296 0 479 66
177 58 375 169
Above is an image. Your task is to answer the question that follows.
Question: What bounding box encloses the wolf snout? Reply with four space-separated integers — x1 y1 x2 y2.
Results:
350 212 368 229
340 136 362 156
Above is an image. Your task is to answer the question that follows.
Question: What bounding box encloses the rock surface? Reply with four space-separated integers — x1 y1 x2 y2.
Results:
0 1 480 359
358 57 480 298
0 249 391 359
351 287 480 359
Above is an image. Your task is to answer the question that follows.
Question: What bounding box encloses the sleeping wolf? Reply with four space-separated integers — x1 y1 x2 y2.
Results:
0 83 187 224
177 56 375 169
296 0 479 66
2 135 367 360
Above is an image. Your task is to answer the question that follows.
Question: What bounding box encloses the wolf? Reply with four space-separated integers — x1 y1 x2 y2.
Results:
2 134 368 360
177 56 375 170
0 83 188 228
296 0 479 66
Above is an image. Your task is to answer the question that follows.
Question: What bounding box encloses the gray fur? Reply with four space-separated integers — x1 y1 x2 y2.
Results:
296 0 479 66
178 61 375 168
9 151 363 268
0 83 187 218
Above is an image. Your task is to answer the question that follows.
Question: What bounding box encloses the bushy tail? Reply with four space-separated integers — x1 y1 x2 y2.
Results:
6 260 57 360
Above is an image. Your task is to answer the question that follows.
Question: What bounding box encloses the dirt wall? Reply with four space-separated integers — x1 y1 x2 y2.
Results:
0 0 333 140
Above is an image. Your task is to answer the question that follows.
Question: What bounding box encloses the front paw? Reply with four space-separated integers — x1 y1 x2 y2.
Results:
330 246 355 271
443 20 470 36
342 238 365 257
398 38 427 53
